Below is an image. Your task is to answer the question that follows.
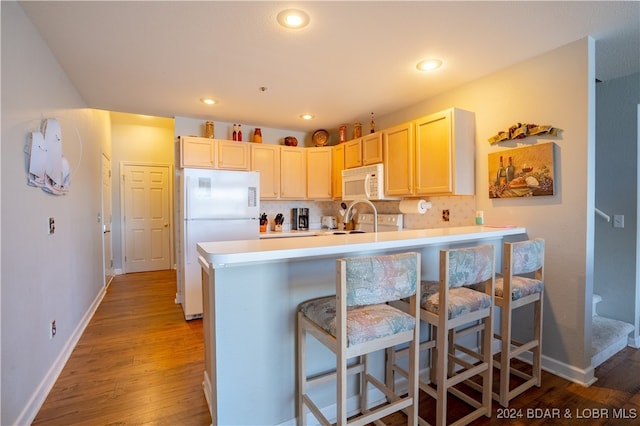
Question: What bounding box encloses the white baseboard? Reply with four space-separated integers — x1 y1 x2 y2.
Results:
114 268 124 275
498 341 597 386
16 286 107 426
629 334 640 348
541 354 597 386
202 372 213 420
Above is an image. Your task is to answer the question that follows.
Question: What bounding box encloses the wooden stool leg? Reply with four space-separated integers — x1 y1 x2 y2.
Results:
533 297 543 386
482 314 493 416
337 347 347 425
430 325 438 385
436 323 448 426
385 347 395 392
448 329 456 377
361 355 369 415
297 314 307 426
500 304 512 407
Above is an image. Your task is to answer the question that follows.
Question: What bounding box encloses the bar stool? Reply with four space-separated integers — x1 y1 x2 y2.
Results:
387 244 495 426
297 252 421 426
493 238 544 407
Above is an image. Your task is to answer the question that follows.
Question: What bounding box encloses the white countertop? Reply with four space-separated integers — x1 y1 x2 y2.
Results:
198 225 526 267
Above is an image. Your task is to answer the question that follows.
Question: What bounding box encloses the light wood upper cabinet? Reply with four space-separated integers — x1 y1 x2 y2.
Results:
179 136 215 168
216 139 250 170
361 132 383 165
344 139 362 169
306 147 332 199
332 144 345 199
383 108 475 197
343 132 382 169
178 136 251 171
280 146 307 199
383 121 415 196
414 108 475 195
251 144 280 199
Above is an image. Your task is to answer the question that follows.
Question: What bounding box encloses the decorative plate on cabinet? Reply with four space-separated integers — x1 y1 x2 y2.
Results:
312 129 330 147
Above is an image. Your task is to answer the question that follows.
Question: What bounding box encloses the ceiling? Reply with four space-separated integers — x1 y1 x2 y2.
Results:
20 1 640 133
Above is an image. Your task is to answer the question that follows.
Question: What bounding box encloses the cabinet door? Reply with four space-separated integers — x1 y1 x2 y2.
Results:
415 108 475 195
307 147 332 199
415 110 453 194
383 122 414 196
180 136 215 168
216 140 250 170
332 144 345 199
361 132 383 165
251 144 280 199
344 139 362 169
280 146 307 199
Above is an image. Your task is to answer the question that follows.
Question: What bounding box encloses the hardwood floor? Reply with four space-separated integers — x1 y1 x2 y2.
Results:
33 270 211 425
34 270 638 425
379 348 640 425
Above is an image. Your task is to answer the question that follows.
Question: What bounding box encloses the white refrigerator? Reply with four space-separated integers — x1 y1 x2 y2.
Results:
177 168 260 320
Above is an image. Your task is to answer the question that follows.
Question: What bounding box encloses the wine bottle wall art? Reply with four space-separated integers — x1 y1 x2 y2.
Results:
488 143 555 199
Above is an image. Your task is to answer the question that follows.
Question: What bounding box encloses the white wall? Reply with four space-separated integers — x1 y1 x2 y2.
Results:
1 3 112 424
378 38 596 380
595 72 640 342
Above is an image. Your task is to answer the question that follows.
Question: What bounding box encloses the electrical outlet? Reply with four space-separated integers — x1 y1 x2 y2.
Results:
442 209 450 222
50 320 57 339
48 217 55 235
613 215 624 228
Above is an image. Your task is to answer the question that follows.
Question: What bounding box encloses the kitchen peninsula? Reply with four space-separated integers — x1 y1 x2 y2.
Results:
197 226 526 425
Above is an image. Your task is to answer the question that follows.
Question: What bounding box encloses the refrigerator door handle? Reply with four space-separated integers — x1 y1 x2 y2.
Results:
185 176 191 219
185 219 194 264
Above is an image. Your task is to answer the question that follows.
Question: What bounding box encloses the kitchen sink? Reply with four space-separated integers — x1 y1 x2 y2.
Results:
320 230 366 235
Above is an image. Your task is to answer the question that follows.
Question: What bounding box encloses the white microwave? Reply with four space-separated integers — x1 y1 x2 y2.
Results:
341 163 399 201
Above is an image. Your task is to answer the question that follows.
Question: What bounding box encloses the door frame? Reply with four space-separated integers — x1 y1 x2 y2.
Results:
101 151 114 286
119 161 174 274
635 104 640 347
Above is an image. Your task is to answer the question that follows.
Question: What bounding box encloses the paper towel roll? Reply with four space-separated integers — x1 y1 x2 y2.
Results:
399 199 432 214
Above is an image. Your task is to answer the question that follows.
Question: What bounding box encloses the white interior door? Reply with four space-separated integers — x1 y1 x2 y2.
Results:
102 153 114 285
122 163 171 273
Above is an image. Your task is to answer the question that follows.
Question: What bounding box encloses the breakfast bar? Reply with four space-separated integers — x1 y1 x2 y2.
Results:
197 225 526 425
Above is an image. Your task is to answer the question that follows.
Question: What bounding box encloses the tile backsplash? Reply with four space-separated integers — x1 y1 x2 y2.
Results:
261 196 476 231
260 200 336 231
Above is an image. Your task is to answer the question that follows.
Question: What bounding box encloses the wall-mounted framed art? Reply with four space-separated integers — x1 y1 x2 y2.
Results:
489 143 554 198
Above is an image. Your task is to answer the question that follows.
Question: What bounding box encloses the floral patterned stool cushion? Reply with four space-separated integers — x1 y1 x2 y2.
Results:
420 280 492 319
495 275 544 300
300 296 416 347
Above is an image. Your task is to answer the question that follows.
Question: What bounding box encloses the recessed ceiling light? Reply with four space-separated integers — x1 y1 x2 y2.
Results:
201 98 216 105
277 9 310 29
416 58 443 72
300 114 315 120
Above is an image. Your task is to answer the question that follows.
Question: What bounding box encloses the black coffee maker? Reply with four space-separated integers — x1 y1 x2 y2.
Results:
291 208 309 230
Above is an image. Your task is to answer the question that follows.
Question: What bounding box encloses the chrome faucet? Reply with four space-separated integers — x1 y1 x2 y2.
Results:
344 199 378 232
